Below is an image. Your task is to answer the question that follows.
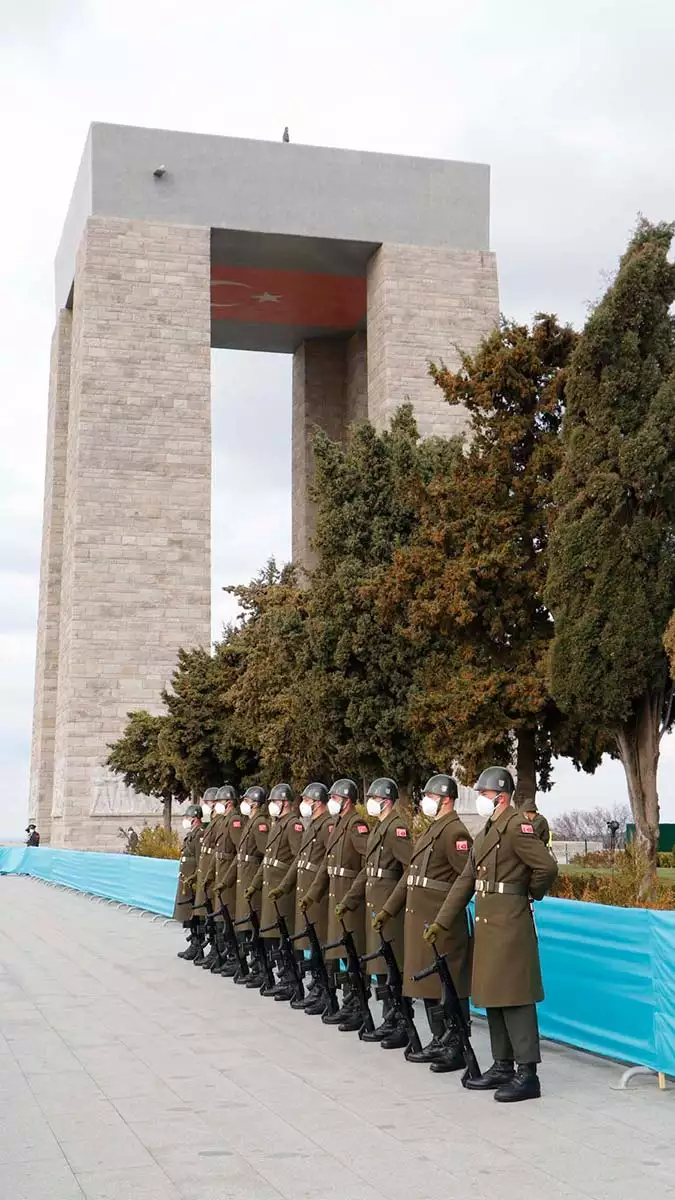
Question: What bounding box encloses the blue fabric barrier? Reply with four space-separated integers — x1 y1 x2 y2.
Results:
2 846 675 1076
0 845 179 917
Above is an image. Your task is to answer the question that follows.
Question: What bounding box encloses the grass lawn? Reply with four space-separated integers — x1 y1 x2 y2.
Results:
558 862 675 881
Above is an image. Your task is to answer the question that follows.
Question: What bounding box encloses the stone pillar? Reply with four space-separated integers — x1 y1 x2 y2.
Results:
292 338 354 570
48 216 212 849
366 244 499 436
28 310 72 842
345 331 368 427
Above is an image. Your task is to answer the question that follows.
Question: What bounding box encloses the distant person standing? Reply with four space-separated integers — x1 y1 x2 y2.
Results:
25 824 40 847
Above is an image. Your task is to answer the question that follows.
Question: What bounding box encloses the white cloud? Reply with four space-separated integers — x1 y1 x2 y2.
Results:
1 0 674 835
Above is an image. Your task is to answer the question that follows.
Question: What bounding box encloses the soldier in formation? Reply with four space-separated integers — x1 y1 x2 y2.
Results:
424 766 559 1101
174 803 205 960
173 765 558 1102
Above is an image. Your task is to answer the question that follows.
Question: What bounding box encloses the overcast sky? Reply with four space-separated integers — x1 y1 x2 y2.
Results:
1 0 674 837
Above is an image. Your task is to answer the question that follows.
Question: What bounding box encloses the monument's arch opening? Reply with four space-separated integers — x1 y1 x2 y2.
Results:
30 123 499 848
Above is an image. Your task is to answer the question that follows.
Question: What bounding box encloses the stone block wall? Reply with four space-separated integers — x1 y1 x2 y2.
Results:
366 244 499 436
29 310 73 841
46 217 212 849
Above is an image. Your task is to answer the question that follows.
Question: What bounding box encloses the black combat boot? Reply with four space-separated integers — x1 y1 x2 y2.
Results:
201 940 220 970
177 922 193 959
192 922 207 965
338 987 372 1033
429 1027 466 1073
323 986 356 1025
361 1003 396 1043
379 1018 409 1049
494 1064 541 1102
463 1059 515 1090
244 970 266 988
209 931 228 972
291 977 320 1010
405 1003 445 1062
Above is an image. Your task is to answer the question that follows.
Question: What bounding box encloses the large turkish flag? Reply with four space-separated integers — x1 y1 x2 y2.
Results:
211 264 366 329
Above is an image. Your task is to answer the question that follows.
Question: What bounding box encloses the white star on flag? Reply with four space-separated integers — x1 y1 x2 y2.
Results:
251 292 282 303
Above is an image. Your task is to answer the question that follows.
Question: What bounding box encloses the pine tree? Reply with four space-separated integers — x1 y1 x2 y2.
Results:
546 220 675 894
377 316 578 797
161 641 257 794
304 408 458 798
106 710 188 830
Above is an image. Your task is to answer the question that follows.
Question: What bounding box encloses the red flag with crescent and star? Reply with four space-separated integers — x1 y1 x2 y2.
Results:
211 265 366 329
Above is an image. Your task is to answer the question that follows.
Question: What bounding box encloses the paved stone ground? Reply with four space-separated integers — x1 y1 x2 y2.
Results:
1 877 674 1200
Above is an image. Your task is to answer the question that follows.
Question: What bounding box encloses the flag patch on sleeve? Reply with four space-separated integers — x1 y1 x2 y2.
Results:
395 827 408 838
294 822 304 832
456 839 468 851
357 824 369 834
520 823 534 834
258 823 268 832
232 820 241 828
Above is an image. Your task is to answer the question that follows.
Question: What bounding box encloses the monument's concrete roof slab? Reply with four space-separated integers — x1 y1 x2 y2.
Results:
55 122 492 314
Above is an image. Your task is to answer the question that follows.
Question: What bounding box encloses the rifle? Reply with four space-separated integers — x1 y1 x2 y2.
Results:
413 942 481 1084
361 930 422 1054
292 914 339 1015
193 893 218 948
323 920 375 1038
260 902 304 1001
214 899 249 977
234 902 275 989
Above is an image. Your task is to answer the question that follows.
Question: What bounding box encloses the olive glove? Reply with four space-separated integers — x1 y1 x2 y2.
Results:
299 895 312 913
423 921 446 944
244 885 257 900
267 886 284 903
372 910 389 932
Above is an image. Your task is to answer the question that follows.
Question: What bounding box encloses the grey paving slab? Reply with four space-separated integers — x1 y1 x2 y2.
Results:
1 875 675 1200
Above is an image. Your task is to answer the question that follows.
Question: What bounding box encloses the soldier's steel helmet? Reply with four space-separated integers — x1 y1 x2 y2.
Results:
202 787 219 803
423 773 458 800
185 803 203 820
242 785 268 805
302 782 329 804
328 778 358 803
475 766 515 796
367 777 399 801
269 782 294 804
215 784 239 803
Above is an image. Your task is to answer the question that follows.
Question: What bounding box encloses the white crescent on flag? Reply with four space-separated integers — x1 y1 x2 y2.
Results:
211 279 253 308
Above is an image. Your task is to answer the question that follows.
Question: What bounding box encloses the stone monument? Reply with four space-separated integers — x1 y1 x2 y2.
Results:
29 123 499 848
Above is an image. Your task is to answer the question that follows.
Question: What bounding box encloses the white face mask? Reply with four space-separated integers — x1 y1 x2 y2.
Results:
327 798 342 817
476 794 497 818
240 800 252 817
420 795 440 819
366 797 383 817
201 805 212 824
268 801 282 819
214 802 226 815
182 818 192 831
299 800 313 819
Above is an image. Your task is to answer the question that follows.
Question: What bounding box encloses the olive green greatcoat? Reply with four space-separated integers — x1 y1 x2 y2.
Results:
192 814 225 915
342 804 412 972
277 810 333 949
382 809 473 1000
305 807 370 961
516 802 552 847
435 805 558 1008
213 809 245 917
532 813 551 846
252 809 305 938
229 812 269 927
172 824 204 921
